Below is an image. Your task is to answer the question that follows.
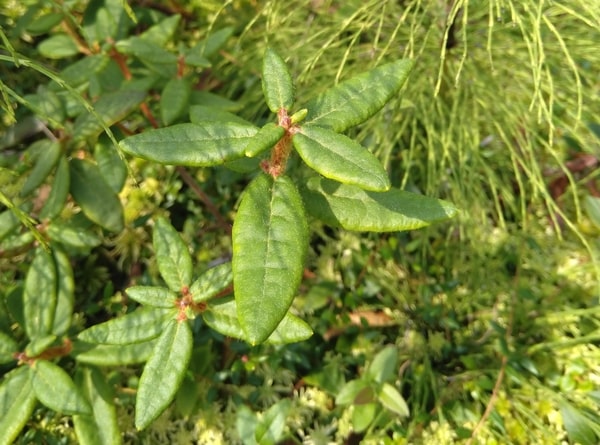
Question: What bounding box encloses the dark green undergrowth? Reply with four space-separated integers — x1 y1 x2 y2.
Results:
1 0 600 443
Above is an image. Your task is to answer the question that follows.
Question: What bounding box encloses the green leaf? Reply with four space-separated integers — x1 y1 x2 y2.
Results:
20 139 62 196
69 158 124 233
25 334 57 357
236 405 259 445
301 177 457 231
135 320 193 430
560 401 597 445
584 195 600 230
153 217 193 292
39 155 70 220
94 138 127 193
197 27 233 58
304 59 413 132
335 379 371 405
73 89 145 141
139 14 180 46
53 55 109 90
0 331 18 364
189 262 232 303
232 174 308 344
0 367 37 445
23 89 65 126
74 340 156 366
24 247 57 339
38 34 79 59
352 402 377 433
255 399 291 445
126 286 178 308
190 91 241 111
378 383 409 417
293 125 390 191
47 219 103 249
160 77 191 126
189 105 252 126
26 12 64 35
115 37 178 65
78 308 172 345
203 296 312 344
0 209 19 241
33 360 91 415
52 248 75 335
244 123 285 157
73 367 122 445
119 122 258 166
262 48 294 113
366 345 398 384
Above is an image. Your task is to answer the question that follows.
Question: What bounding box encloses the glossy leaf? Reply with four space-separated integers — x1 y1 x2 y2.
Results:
0 367 37 445
33 360 91 415
52 248 75 335
20 139 61 196
24 334 57 357
47 220 103 249
262 48 294 113
53 55 109 90
38 34 79 59
378 383 409 417
189 262 232 303
352 402 377 433
73 89 145 141
69 158 124 233
78 308 172 345
39 155 70 220
153 217 193 292
301 177 457 231
232 174 308 344
23 247 57 339
255 399 291 445
244 123 285 157
160 77 191 126
366 346 398 384
203 296 312 344
293 125 390 191
135 320 193 430
304 59 413 132
561 401 597 445
94 138 127 193
189 105 252 126
126 286 178 308
336 379 371 405
119 122 258 166
74 340 156 366
0 331 18 364
73 367 122 445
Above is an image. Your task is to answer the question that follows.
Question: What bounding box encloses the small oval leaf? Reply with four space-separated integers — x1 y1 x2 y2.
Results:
20 139 62 196
189 262 232 303
0 331 18 364
160 77 191 126
293 125 390 191
24 247 57 339
366 345 398 384
120 122 258 166
232 175 308 344
304 59 413 132
39 155 70 220
135 320 193 430
126 286 178 308
78 308 172 345
153 217 193 292
0 367 37 445
244 123 285 157
262 47 295 112
378 383 409 417
301 177 457 232
94 138 127 194
33 360 91 415
69 158 124 232
52 248 74 335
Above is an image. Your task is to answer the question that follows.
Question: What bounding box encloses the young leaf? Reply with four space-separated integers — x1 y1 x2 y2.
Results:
33 360 91 415
244 123 285 157
262 47 294 113
0 331 18 364
135 320 193 430
233 174 309 344
292 125 390 191
0 367 37 445
52 248 75 335
153 217 193 292
23 247 57 339
69 158 124 233
25 334 57 357
378 383 409 417
189 105 252 126
301 177 457 232
126 286 178 308
189 262 232 303
304 59 413 132
39 155 70 220
160 77 191 126
119 122 258 166
20 139 61 196
78 308 172 345
73 367 122 445
74 340 157 366
255 399 291 445
366 345 398 384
